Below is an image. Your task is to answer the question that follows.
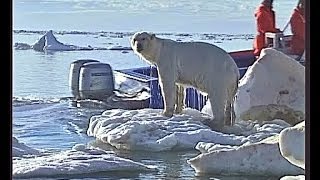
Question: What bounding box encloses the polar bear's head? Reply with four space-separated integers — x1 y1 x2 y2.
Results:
130 32 157 62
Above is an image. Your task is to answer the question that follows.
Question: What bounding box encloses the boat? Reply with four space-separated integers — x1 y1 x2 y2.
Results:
68 32 304 110
116 49 256 110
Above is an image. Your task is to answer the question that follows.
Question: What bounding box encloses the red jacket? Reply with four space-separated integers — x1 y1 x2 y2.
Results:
253 5 278 56
290 7 305 55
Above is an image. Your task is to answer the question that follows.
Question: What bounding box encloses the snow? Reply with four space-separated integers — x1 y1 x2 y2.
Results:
13 143 157 178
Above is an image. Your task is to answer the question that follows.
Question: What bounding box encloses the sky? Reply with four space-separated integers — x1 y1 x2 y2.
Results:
13 0 297 33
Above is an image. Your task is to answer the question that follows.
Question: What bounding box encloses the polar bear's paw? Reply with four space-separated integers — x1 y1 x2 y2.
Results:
174 105 184 114
201 118 224 132
162 108 174 118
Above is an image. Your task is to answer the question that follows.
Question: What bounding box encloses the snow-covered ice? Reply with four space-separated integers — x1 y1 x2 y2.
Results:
279 121 305 169
187 135 304 176
202 48 305 126
203 48 305 125
12 137 41 157
13 143 157 178
234 48 305 124
87 108 292 152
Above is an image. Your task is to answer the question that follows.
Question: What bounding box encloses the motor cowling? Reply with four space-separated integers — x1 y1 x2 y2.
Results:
79 62 115 100
69 59 100 99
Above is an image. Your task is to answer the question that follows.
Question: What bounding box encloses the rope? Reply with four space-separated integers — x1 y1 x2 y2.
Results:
282 19 291 32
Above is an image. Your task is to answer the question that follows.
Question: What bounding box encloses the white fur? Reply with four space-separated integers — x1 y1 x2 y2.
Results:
130 31 240 128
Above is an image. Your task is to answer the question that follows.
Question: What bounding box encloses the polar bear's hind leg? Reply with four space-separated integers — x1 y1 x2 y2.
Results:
207 90 227 130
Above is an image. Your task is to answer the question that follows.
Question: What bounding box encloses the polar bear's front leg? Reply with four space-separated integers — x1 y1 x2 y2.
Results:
175 84 185 114
158 74 176 117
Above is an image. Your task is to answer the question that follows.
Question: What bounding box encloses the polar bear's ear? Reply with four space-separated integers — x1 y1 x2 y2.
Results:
150 33 156 40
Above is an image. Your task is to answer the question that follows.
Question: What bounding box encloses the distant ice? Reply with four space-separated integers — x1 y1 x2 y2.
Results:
13 143 157 178
13 42 32 50
13 30 254 52
31 30 94 51
13 30 133 51
13 30 254 41
108 45 132 51
87 108 291 152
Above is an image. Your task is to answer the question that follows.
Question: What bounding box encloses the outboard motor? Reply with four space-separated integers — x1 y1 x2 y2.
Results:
69 59 100 99
79 62 115 100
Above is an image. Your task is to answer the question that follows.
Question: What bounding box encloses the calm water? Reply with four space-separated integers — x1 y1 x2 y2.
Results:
13 0 297 179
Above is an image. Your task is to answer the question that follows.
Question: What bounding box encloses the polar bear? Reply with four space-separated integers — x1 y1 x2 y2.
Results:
130 31 240 129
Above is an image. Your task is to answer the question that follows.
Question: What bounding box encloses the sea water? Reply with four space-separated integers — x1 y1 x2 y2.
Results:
13 0 298 179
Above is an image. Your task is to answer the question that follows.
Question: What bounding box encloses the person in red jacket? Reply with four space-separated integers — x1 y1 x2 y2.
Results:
289 0 305 56
253 0 281 56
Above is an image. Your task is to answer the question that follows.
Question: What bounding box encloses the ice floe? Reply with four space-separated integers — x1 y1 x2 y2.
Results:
234 48 305 124
12 137 41 157
279 121 305 169
202 48 305 126
187 135 304 176
13 143 157 178
87 108 292 152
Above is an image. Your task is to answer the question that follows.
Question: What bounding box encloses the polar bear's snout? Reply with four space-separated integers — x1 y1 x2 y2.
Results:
131 37 144 52
136 42 143 52
131 32 156 53
132 37 147 52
